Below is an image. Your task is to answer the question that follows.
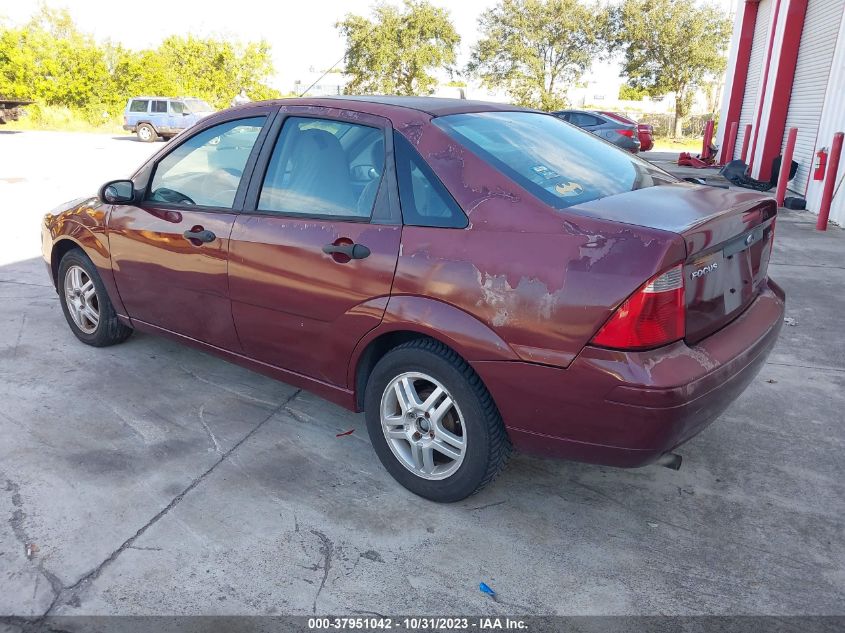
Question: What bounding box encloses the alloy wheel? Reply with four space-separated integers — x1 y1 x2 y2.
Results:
380 372 466 480
64 265 99 334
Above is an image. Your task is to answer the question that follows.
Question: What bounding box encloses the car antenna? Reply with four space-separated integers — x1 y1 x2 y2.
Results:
298 55 346 97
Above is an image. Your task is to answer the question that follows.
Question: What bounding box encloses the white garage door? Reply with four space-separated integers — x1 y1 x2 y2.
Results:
782 0 845 193
736 0 773 161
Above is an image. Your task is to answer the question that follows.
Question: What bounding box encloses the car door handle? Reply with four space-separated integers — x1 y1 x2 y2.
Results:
183 229 216 243
322 242 371 259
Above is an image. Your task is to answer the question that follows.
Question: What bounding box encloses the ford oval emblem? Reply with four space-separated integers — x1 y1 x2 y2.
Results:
745 233 754 246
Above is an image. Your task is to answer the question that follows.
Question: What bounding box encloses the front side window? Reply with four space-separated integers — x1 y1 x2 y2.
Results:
169 101 186 114
258 117 385 218
147 117 265 208
129 100 148 113
394 133 466 228
152 100 167 113
434 111 675 209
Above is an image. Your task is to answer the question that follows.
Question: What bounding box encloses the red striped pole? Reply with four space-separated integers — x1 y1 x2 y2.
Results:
816 132 843 231
721 121 739 165
702 120 714 159
740 124 752 162
776 127 798 206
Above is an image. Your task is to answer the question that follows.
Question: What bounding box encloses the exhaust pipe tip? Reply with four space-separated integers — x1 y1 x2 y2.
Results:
656 452 682 471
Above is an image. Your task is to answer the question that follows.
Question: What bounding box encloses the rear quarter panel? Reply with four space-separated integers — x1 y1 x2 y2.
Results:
388 113 687 367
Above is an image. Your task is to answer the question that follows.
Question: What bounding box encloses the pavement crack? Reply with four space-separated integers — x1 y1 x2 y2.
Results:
13 314 26 358
0 279 53 289
310 529 334 614
198 405 223 454
469 500 507 511
4 479 64 606
40 389 301 617
177 365 282 408
766 360 845 373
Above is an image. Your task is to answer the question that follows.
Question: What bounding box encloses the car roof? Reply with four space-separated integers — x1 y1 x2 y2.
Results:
129 96 191 101
248 96 534 118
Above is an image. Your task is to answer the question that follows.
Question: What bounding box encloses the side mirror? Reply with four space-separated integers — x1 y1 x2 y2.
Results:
99 179 134 204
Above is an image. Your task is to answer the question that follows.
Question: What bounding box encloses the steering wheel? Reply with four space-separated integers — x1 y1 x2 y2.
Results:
151 187 196 205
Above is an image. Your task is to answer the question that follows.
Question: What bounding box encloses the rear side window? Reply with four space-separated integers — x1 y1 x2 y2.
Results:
152 101 168 113
129 100 148 113
258 116 385 219
393 133 467 228
568 112 603 127
434 111 675 209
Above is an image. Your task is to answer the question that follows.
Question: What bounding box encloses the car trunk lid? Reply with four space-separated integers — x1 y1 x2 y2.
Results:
574 182 777 343
681 196 775 343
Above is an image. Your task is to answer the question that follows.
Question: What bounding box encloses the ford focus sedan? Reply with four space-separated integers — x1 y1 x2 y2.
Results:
42 97 784 502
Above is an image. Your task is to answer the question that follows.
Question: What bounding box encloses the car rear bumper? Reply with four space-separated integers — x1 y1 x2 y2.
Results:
474 278 785 467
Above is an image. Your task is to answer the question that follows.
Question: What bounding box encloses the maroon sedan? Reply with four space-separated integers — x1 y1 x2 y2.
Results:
42 97 784 502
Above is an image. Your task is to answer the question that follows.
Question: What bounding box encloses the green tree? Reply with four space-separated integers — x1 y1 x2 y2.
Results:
0 7 111 108
468 0 608 110
618 84 647 101
337 0 460 95
610 0 731 137
155 36 278 108
1 7 280 123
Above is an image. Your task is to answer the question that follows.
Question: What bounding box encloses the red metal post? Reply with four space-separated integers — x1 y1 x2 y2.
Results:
817 132 843 231
702 120 714 159
776 127 798 206
721 121 739 165
740 124 752 162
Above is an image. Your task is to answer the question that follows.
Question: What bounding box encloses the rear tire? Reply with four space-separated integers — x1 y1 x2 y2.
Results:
58 249 132 347
364 338 512 502
136 123 156 142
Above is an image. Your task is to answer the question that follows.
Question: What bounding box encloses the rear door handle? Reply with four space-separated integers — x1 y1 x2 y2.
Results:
183 229 216 243
322 242 371 259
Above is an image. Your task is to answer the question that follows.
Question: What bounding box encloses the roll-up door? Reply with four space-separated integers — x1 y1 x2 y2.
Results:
782 0 845 192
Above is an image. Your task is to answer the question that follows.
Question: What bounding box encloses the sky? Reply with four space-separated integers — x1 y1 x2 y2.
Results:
1 0 738 91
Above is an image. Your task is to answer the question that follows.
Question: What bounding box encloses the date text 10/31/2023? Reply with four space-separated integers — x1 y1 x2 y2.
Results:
307 617 528 630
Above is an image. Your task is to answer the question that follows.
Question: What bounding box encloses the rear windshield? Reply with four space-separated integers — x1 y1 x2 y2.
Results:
434 111 675 209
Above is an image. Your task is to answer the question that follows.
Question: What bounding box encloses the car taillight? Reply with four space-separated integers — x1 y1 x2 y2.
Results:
617 128 635 138
591 264 685 350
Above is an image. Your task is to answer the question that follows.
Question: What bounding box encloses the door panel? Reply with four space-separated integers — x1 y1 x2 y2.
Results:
108 115 271 350
229 219 400 385
228 111 400 387
108 206 240 349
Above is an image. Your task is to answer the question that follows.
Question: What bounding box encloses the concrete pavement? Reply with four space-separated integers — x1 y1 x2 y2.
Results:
1 132 843 618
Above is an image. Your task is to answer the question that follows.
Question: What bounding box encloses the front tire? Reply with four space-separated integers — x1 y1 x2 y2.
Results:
364 339 512 502
58 250 132 347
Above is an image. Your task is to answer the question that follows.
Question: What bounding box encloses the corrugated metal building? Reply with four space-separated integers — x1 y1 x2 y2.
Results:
717 0 845 225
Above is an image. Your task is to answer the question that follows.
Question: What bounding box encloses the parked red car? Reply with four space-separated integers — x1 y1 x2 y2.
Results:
601 111 655 151
42 97 783 502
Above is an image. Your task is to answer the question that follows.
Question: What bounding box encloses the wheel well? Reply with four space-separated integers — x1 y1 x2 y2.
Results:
354 331 437 410
50 240 81 287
